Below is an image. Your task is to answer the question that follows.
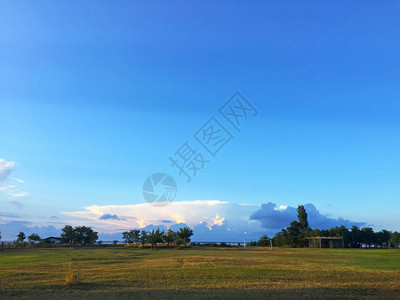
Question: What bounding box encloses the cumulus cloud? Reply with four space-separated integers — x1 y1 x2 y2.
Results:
250 202 365 230
61 200 264 241
0 159 15 182
62 200 233 230
250 202 295 230
0 200 362 242
60 200 366 241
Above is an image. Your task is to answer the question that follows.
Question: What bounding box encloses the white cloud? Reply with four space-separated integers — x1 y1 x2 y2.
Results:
61 200 260 235
211 215 225 227
0 185 16 191
276 205 288 211
0 199 355 242
0 159 27 201
10 191 28 198
61 200 365 241
0 159 15 182
0 159 15 170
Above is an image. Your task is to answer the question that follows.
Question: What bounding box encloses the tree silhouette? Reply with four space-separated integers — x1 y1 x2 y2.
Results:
122 229 140 244
28 233 41 245
147 229 164 248
258 235 270 246
376 230 391 248
389 232 400 249
139 230 148 246
163 229 175 247
297 205 310 233
177 226 193 246
60 225 98 245
15 232 26 246
61 225 74 243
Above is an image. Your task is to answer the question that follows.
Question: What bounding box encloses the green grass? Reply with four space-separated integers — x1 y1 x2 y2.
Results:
0 246 399 299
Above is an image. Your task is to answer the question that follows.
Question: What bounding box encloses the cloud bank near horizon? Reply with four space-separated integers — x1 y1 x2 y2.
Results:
0 200 365 241
60 200 261 239
250 202 365 230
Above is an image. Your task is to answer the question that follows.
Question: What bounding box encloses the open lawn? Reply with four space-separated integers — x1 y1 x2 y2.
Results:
0 246 399 299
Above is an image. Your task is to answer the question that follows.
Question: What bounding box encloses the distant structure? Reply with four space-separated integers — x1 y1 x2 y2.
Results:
43 237 63 244
306 236 344 248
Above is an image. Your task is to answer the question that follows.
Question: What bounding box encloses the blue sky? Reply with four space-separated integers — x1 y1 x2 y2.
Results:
1 1 399 241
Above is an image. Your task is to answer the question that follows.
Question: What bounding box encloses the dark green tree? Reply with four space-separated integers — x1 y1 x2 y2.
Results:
272 231 285 247
131 229 140 244
61 225 98 245
389 232 400 249
72 226 98 245
287 221 302 247
28 233 41 245
15 232 26 246
122 231 132 243
361 227 376 248
350 226 362 248
376 230 392 248
326 226 351 248
174 232 184 247
122 229 141 244
139 230 148 246
163 229 175 247
147 229 164 248
258 235 270 246
297 205 310 233
61 225 74 243
177 226 193 246
275 205 311 247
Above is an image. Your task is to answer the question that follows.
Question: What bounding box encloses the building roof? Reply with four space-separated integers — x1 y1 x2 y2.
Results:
43 237 62 240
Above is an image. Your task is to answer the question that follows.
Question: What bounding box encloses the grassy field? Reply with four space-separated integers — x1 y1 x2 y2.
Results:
0 246 399 299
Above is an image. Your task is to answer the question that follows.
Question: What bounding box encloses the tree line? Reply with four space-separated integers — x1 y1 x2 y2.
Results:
0 225 194 248
7 232 42 246
259 205 400 248
0 225 100 247
2 212 399 249
122 226 193 248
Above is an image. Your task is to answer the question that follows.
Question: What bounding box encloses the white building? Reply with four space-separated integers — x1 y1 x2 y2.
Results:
43 237 63 244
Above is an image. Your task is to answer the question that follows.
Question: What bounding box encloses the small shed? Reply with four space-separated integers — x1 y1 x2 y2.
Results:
306 236 344 248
